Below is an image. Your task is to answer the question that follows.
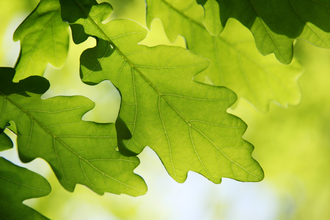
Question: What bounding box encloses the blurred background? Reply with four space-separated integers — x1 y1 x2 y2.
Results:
1 0 330 219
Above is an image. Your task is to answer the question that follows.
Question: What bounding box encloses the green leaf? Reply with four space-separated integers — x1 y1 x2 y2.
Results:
0 121 17 151
0 157 51 220
13 0 69 82
202 0 330 64
147 0 205 43
194 19 303 111
0 130 13 152
64 1 264 183
202 0 223 36
60 0 100 44
146 0 302 112
0 67 147 196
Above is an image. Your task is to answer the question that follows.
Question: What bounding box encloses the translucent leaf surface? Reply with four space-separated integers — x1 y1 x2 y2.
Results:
147 0 302 112
0 157 50 220
0 68 147 196
202 0 330 64
202 0 223 36
62 1 264 183
13 0 69 82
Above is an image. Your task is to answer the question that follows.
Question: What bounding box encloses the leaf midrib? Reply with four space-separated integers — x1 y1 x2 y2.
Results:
74 0 264 180
71 0 196 130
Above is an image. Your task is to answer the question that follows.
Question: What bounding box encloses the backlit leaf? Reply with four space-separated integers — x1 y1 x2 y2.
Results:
0 67 147 196
202 0 223 36
62 1 264 183
13 0 69 82
146 0 302 112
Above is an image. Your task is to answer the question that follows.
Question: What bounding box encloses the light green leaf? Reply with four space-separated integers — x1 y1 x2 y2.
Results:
194 19 303 111
13 0 69 82
202 0 330 64
146 0 302 112
201 0 223 36
0 68 147 196
0 157 51 220
64 1 264 183
147 0 205 43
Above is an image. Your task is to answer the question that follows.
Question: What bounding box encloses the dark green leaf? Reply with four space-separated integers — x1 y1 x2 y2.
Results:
202 0 330 64
0 121 17 152
0 157 51 220
60 0 110 44
0 131 13 152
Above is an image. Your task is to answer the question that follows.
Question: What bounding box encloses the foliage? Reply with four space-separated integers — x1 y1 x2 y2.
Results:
0 157 51 220
13 0 69 82
146 0 303 112
198 0 330 64
1 0 330 218
0 68 146 196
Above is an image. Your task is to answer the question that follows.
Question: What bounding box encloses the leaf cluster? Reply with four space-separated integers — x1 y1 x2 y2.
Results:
1 0 329 218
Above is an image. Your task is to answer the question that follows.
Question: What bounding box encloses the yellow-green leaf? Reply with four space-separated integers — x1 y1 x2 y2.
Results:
0 68 147 196
63 1 264 183
146 0 302 112
13 0 69 82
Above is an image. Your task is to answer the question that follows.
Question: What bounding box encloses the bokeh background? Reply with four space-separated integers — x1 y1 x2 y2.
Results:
1 0 330 219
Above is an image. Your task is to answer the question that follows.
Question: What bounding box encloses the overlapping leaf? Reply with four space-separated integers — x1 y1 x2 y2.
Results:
61 1 264 183
146 0 302 112
0 121 17 151
202 0 223 36
60 0 100 44
0 157 50 220
0 128 13 151
0 68 147 196
13 0 69 82
200 0 330 64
